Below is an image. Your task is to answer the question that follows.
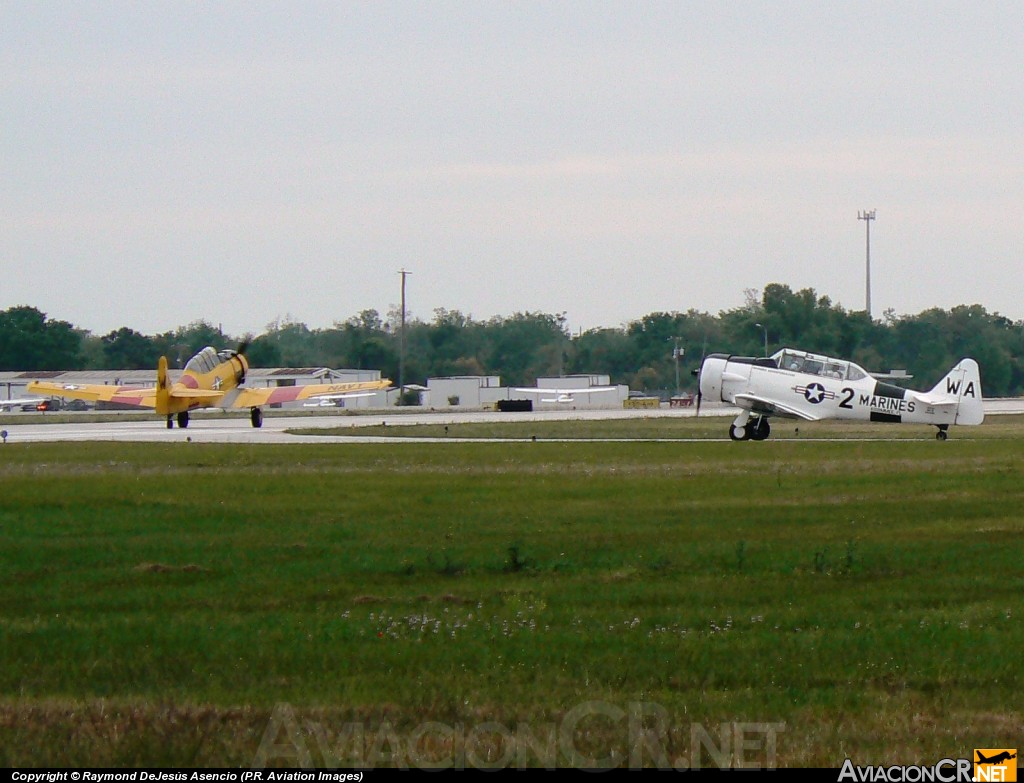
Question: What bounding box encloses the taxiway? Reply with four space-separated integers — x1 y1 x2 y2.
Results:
2 399 1022 444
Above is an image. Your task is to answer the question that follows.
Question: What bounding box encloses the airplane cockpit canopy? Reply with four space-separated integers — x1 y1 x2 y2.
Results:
771 349 868 382
184 347 235 375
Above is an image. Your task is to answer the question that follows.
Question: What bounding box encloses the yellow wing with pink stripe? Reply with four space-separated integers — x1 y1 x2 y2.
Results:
27 381 158 408
228 380 391 409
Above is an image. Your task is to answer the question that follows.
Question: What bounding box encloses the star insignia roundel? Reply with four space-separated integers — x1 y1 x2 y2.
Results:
804 383 826 403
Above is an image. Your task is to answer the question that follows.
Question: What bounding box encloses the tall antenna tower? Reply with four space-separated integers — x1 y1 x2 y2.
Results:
398 268 412 401
858 210 876 317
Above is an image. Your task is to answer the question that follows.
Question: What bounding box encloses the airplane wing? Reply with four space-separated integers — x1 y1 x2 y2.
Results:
303 391 381 401
27 381 158 409
0 396 47 411
733 393 822 421
227 380 391 409
170 389 225 401
513 387 617 395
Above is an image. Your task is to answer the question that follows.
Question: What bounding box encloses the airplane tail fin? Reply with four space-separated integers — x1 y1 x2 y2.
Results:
156 356 171 415
930 358 984 425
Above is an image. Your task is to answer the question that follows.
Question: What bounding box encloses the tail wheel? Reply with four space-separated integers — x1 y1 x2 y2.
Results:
250 407 263 428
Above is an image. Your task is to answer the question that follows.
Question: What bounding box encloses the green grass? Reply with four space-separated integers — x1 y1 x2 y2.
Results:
1 438 1022 767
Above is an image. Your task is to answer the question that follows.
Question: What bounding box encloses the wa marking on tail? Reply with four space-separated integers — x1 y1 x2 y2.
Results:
946 379 977 397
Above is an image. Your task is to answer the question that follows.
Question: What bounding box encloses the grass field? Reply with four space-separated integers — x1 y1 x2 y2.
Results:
1 425 1022 767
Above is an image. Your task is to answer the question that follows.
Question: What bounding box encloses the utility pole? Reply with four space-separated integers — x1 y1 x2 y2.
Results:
669 337 683 395
858 210 876 318
398 268 411 403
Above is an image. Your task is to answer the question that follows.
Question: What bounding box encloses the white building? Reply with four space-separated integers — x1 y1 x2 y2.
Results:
426 376 504 407
425 374 629 410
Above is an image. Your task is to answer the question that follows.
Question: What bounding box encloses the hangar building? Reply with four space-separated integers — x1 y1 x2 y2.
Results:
426 374 628 409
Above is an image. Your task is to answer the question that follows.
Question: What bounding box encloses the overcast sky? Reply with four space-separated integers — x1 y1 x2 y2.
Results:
3 1 1023 337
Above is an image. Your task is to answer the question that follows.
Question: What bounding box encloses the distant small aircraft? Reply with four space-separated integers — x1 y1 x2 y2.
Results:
694 347 983 440
301 392 379 408
513 386 617 404
0 396 48 412
28 344 391 428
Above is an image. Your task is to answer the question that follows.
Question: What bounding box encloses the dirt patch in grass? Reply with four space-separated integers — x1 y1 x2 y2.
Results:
134 562 210 574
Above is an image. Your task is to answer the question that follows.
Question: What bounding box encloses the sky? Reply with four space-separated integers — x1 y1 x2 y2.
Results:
3 1 1023 338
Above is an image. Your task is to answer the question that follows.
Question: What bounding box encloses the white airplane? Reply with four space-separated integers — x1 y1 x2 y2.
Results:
301 391 379 408
694 347 983 440
0 395 49 412
513 386 617 404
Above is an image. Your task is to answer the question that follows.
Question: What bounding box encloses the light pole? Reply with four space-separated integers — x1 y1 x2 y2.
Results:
754 323 768 357
398 268 411 403
858 209 875 318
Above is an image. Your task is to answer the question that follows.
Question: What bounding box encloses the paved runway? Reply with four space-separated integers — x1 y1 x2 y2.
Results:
2 400 1022 444
0 406 710 444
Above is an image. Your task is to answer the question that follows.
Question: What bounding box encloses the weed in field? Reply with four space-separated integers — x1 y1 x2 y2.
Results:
813 547 828 574
427 551 465 576
843 540 857 574
504 542 536 573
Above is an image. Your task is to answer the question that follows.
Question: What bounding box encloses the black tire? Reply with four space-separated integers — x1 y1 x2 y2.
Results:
936 430 948 441
729 424 750 441
750 417 771 441
251 407 263 428
166 415 174 430
177 411 189 429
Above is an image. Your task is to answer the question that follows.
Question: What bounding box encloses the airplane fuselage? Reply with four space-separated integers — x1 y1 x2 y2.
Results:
698 349 983 440
155 348 247 415
708 359 963 425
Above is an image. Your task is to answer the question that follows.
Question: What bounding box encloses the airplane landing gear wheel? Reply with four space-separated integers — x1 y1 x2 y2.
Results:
166 415 174 430
729 424 750 441
750 417 771 441
250 407 263 428
177 411 189 429
936 427 948 441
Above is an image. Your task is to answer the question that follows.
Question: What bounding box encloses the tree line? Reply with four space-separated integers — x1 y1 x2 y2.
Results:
3 283 1023 396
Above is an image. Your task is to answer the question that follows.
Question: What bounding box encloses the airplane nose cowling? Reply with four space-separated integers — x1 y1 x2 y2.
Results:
699 355 729 403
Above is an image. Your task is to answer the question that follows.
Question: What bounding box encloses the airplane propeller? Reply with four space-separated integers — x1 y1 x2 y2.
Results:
691 347 706 417
692 365 703 417
233 338 251 384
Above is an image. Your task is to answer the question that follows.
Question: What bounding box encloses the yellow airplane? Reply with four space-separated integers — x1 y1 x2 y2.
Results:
27 345 392 428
